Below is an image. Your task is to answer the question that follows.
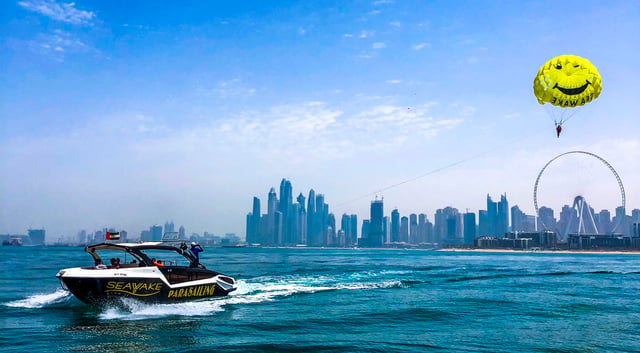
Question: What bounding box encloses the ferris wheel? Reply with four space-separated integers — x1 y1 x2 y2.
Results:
533 151 626 237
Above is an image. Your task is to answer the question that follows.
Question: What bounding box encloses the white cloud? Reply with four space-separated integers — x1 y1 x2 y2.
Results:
28 29 90 61
412 43 431 50
389 21 401 27
359 30 374 38
372 42 386 49
198 79 257 98
18 0 96 25
385 79 402 84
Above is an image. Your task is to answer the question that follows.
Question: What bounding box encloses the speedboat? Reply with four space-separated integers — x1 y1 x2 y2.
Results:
56 241 237 304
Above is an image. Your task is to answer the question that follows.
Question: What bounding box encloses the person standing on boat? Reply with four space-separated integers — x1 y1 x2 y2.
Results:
190 242 204 265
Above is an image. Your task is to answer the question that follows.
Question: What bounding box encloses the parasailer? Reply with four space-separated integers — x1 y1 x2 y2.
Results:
533 55 602 137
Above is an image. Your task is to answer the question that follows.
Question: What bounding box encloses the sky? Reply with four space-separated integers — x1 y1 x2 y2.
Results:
1 0 639 241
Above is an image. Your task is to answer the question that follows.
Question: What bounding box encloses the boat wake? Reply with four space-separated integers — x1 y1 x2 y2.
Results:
98 272 403 320
5 289 73 309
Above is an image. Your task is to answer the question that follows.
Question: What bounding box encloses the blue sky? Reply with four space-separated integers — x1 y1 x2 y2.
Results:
1 0 639 240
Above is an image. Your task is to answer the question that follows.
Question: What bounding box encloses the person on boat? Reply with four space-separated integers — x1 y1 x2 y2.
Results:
190 242 204 265
94 259 107 269
151 258 164 267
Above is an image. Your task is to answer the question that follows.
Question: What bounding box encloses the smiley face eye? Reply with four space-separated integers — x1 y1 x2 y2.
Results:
555 63 562 69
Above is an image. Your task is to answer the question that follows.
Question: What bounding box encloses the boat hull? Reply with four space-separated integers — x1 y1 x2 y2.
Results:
59 276 234 304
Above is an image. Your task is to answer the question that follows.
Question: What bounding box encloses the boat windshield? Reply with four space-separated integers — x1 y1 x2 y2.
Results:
138 248 192 267
85 243 199 268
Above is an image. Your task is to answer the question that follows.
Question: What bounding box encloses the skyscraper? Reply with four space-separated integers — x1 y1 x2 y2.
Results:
369 199 384 247
279 179 294 244
409 213 418 244
537 206 556 232
486 194 498 236
350 214 358 246
307 189 316 246
463 212 476 245
267 187 279 245
497 194 509 236
400 216 409 243
150 225 163 241
28 228 45 246
295 193 307 245
390 208 400 243
248 196 261 243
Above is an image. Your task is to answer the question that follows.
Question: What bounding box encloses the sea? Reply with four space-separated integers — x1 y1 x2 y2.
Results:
2 246 640 353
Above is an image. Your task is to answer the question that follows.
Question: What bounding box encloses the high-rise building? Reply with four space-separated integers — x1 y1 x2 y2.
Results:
557 205 577 240
369 199 384 247
463 212 476 245
400 216 409 243
77 230 87 244
435 207 458 244
612 206 629 236
327 213 337 245
307 189 316 246
28 228 45 245
246 196 261 244
341 214 352 246
140 230 151 241
164 221 175 234
487 195 498 236
150 225 163 241
390 209 400 243
537 206 556 232
267 187 279 245
511 205 526 232
279 179 294 244
349 214 358 246
418 213 428 244
409 213 418 244
295 193 307 245
360 219 370 246
497 194 509 236
595 209 612 234
478 210 489 236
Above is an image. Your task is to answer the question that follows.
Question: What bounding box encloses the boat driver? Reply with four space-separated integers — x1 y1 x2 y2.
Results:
190 242 204 265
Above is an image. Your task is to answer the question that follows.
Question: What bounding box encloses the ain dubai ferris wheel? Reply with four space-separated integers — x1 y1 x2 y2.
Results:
533 151 626 240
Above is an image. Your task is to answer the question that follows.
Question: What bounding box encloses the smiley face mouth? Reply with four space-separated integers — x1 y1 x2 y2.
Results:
553 80 590 95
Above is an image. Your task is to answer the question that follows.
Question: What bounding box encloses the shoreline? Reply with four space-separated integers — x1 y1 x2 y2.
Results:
247 246 640 255
436 248 640 255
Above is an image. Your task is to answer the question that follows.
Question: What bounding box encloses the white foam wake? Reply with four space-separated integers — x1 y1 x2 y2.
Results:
5 289 72 308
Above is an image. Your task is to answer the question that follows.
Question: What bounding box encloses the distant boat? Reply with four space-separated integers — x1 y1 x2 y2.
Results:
56 240 237 304
2 237 23 246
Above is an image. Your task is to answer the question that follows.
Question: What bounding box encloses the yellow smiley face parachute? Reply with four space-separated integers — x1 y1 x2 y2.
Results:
533 55 602 137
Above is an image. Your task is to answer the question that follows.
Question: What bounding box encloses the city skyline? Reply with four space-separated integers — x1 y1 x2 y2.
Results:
2 1 639 238
246 178 639 247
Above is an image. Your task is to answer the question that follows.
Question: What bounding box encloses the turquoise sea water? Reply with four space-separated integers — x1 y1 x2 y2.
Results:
2 246 640 352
